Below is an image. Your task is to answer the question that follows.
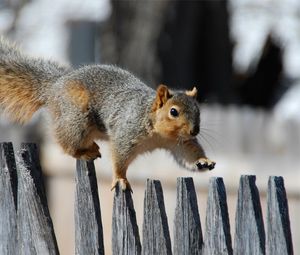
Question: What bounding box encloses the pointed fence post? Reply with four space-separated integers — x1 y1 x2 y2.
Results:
17 143 59 255
174 177 203 255
204 177 233 255
234 175 265 255
112 183 141 255
0 142 18 255
266 176 293 255
75 160 104 255
142 179 172 255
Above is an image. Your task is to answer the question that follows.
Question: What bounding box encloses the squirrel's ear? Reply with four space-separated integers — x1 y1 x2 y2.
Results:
153 84 172 111
185 87 198 98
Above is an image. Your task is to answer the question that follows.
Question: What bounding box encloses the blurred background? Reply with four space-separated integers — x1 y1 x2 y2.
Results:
0 0 300 254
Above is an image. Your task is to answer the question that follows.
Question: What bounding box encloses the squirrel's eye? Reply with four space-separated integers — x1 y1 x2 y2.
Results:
170 108 179 117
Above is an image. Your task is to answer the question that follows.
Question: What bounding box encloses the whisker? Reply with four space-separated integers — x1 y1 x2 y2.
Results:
200 127 223 145
199 126 219 140
200 126 222 137
199 121 222 128
198 133 215 152
199 130 220 146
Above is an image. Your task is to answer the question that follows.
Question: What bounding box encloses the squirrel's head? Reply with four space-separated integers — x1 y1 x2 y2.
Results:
151 84 200 140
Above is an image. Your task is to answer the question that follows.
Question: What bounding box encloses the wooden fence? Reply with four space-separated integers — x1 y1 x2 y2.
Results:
0 142 294 255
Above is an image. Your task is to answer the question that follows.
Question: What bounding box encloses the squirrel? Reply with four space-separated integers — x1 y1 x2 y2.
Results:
0 38 215 191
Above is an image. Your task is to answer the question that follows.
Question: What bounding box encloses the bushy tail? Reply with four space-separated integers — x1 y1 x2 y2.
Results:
0 38 70 124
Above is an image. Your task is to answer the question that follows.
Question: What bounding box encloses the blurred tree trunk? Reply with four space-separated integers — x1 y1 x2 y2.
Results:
99 1 234 104
158 1 234 103
99 0 169 86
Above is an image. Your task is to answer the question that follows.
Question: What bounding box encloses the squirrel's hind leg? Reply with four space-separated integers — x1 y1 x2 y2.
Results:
51 79 102 160
52 112 101 161
56 130 101 161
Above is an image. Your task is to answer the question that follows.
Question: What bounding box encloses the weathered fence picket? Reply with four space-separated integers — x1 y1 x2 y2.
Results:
74 160 104 255
17 143 59 255
267 176 293 255
173 177 202 255
112 183 141 255
142 179 172 255
204 177 233 255
0 142 295 254
234 175 265 255
0 142 18 255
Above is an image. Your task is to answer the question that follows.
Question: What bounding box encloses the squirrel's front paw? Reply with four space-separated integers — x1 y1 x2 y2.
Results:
111 178 132 192
196 158 216 171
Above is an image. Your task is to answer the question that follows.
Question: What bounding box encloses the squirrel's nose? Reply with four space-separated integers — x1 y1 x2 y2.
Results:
190 125 200 136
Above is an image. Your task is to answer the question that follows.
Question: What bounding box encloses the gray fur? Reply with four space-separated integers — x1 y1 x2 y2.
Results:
0 38 215 188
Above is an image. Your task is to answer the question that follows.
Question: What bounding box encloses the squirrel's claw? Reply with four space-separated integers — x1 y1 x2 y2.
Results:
74 142 101 161
196 158 216 171
111 178 133 193
94 151 102 159
88 142 101 159
80 150 101 161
